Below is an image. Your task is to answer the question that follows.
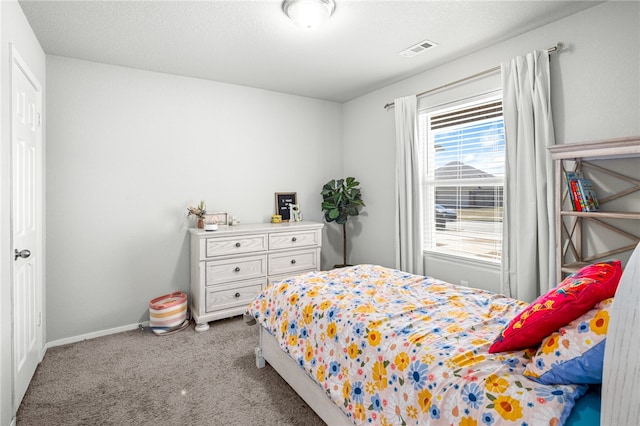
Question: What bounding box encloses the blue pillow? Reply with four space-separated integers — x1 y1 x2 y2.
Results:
535 340 605 384
524 298 612 385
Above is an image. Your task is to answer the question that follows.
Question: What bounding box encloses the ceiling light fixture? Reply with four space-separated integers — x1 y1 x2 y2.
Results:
283 0 336 29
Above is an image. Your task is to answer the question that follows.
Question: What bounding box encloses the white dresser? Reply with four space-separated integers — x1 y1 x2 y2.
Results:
189 221 323 331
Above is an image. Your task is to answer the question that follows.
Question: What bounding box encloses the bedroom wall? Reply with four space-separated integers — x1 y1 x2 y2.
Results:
45 56 343 342
342 1 640 293
0 0 46 423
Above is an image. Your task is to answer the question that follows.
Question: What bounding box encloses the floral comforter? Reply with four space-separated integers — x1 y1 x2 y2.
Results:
249 265 586 425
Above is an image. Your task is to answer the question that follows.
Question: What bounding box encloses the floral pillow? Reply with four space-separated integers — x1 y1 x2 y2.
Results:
524 298 613 384
489 261 622 353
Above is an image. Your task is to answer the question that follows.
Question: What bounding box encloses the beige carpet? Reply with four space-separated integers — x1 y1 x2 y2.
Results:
17 317 325 425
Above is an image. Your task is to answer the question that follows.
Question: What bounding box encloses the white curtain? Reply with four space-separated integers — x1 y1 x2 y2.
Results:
501 51 556 302
394 95 424 275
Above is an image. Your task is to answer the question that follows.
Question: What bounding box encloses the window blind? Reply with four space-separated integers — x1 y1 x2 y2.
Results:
419 96 505 263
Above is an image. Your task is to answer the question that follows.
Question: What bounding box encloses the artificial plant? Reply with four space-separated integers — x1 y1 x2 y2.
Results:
321 177 365 267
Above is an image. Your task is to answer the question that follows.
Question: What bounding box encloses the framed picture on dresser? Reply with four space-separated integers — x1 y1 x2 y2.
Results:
209 212 228 225
275 192 297 221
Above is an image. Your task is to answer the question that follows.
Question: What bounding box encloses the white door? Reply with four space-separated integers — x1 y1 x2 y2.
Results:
11 46 43 412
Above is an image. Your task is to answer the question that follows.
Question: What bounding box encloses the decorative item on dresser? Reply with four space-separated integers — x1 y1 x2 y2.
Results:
189 221 323 331
275 192 297 221
209 211 228 226
186 200 207 229
202 214 219 231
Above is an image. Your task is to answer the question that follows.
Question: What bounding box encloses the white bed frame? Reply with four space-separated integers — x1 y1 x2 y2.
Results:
256 329 351 426
255 243 640 426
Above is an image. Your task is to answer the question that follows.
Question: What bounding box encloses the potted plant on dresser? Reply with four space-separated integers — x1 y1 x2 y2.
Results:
321 177 365 268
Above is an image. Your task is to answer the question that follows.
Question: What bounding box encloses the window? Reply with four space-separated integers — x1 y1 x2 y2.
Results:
419 93 505 263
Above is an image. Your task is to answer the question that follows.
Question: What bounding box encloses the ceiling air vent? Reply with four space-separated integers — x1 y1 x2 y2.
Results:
399 39 438 58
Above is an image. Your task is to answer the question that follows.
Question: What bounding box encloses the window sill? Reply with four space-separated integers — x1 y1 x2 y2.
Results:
423 249 501 271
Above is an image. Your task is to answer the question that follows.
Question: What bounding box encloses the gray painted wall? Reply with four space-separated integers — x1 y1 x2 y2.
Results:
342 1 640 293
45 57 343 342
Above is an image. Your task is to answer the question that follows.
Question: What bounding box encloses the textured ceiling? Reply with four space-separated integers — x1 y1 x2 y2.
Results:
19 1 600 103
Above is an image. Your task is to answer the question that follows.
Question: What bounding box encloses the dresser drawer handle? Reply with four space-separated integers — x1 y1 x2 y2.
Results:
234 267 241 272
234 292 241 298
235 242 241 247
291 259 296 264
291 237 297 242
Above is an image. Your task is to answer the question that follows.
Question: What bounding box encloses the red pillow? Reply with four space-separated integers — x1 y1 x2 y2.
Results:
489 260 622 353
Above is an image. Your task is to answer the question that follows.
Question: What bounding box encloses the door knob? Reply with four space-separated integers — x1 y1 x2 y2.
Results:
14 249 31 261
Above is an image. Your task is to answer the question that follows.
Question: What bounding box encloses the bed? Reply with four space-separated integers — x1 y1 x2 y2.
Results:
246 242 640 425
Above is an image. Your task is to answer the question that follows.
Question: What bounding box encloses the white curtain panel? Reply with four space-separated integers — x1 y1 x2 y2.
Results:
501 51 556 302
394 95 424 275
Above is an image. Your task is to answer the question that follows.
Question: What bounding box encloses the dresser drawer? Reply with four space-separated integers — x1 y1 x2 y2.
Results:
268 248 319 276
205 234 267 258
205 255 267 286
205 279 265 313
269 230 319 251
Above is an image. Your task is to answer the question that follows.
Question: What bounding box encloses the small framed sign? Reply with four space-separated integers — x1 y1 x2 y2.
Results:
275 192 297 222
209 212 228 225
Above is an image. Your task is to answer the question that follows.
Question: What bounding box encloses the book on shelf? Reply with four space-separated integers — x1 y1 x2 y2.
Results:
563 170 600 212
577 178 600 211
564 171 582 211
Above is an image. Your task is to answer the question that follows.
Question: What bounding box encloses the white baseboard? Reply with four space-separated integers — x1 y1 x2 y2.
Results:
46 321 149 349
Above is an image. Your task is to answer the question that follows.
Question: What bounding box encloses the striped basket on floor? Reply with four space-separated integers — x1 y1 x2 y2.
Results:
149 292 188 334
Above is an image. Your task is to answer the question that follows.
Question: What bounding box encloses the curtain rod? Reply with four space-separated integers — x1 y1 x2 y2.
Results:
383 42 565 110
